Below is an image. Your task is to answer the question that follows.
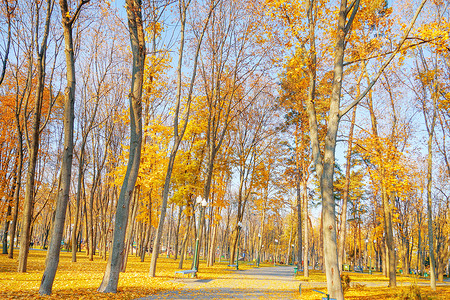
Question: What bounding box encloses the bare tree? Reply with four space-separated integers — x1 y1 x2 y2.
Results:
18 0 55 273
98 0 145 292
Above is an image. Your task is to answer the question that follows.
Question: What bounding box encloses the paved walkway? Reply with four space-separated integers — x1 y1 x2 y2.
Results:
137 265 304 299
137 266 450 299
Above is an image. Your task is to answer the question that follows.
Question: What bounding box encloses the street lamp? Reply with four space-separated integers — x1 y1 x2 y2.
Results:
274 239 279 265
192 196 207 275
257 233 261 267
395 248 397 273
365 239 369 271
291 244 295 265
372 240 378 271
236 221 243 270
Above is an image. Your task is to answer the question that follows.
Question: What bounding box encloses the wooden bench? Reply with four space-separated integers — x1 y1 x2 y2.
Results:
174 269 197 278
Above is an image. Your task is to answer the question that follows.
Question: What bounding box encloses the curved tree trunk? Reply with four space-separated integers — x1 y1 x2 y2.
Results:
18 0 53 273
98 0 145 292
39 0 89 294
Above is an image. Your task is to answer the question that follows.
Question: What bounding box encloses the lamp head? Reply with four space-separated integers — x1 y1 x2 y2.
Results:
196 196 203 205
201 199 207 207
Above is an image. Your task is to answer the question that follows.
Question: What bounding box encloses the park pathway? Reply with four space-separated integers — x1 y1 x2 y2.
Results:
137 265 320 299
137 266 450 299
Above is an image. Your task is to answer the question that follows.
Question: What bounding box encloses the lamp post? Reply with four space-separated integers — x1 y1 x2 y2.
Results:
291 244 295 265
192 196 207 275
257 233 261 267
365 239 369 271
274 239 279 265
395 248 397 274
236 221 243 270
370 239 375 274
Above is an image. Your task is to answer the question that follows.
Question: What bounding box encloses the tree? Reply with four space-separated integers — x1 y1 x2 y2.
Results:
39 0 90 294
98 0 146 293
149 0 216 277
18 0 55 273
268 0 428 297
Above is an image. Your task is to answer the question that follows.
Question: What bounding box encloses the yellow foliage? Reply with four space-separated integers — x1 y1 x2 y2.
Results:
0 250 180 299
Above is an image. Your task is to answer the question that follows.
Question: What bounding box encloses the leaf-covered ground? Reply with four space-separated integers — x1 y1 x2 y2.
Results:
1 249 450 299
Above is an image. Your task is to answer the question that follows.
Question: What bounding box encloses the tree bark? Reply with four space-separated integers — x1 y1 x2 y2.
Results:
424 85 437 290
18 0 53 273
98 0 145 292
9 120 23 259
302 180 309 276
174 205 183 260
38 0 80 277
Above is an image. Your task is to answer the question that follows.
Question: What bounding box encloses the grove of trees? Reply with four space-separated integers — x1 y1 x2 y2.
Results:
0 0 449 299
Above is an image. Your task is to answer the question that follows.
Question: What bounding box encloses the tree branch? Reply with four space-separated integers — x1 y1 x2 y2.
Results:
339 0 428 118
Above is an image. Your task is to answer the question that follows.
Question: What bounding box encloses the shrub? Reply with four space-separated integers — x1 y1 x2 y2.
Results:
397 284 432 300
341 274 351 293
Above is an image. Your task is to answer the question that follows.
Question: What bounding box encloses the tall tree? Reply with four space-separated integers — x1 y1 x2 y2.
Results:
39 0 90 294
98 0 145 292
18 0 54 273
417 50 438 291
149 0 215 277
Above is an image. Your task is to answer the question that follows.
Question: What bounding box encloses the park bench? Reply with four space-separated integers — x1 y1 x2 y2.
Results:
227 264 237 268
174 269 197 278
312 289 336 300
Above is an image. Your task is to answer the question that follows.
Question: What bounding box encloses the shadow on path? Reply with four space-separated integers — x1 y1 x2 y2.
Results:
137 265 303 299
137 265 450 299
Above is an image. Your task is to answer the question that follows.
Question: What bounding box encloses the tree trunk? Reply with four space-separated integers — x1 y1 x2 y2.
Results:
302 181 309 277
149 0 212 277
71 157 84 262
174 205 183 260
425 94 437 290
9 134 23 259
178 212 192 269
207 222 218 267
18 0 53 272
382 189 396 286
121 187 139 272
140 192 152 262
98 0 145 292
338 107 356 270
3 161 17 254
296 178 302 270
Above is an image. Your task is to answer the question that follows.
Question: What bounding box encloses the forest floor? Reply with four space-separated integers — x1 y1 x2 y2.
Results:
0 247 449 299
